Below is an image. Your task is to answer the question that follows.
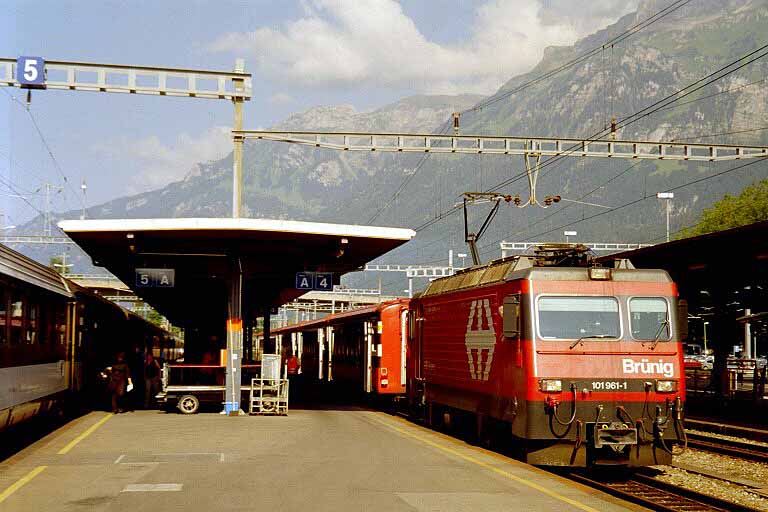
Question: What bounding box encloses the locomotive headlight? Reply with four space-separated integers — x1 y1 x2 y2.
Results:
655 380 677 393
539 379 562 392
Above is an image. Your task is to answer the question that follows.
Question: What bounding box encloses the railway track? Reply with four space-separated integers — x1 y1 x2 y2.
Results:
685 431 768 463
568 471 761 512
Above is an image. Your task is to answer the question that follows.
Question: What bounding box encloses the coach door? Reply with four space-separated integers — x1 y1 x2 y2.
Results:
400 310 408 387
364 320 374 393
318 328 324 380
326 326 334 381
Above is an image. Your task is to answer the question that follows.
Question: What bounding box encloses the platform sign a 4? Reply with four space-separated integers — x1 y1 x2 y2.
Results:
17 57 45 86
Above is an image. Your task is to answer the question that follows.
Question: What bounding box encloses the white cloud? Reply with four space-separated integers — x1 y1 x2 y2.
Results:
269 92 295 104
209 0 637 95
92 126 231 193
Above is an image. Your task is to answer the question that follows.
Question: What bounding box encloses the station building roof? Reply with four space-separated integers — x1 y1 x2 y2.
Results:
58 218 415 328
599 220 768 333
602 220 768 297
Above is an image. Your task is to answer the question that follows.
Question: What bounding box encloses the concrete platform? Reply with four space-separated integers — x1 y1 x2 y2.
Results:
0 409 646 511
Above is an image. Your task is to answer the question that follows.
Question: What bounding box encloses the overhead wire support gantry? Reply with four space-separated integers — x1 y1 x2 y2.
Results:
234 130 768 161
235 129 768 211
1 56 252 219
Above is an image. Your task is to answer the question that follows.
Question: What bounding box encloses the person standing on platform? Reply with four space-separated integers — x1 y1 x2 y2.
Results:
129 345 146 409
143 353 162 408
108 352 131 413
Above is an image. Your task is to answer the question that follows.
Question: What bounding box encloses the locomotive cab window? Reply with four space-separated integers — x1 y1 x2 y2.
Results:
629 297 670 342
537 296 620 340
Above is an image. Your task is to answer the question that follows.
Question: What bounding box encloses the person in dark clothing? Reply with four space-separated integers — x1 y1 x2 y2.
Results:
129 345 146 409
108 352 131 413
143 353 162 408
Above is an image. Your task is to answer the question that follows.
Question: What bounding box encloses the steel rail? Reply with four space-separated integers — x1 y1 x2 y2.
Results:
567 472 759 512
685 432 768 463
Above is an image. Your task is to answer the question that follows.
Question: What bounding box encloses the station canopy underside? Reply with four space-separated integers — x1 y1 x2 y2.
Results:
601 221 768 332
603 220 768 298
58 218 415 328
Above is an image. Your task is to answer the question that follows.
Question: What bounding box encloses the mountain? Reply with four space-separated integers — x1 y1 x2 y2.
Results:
15 0 768 294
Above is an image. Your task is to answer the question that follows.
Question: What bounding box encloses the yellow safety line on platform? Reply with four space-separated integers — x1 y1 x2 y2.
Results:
57 413 113 455
0 466 47 504
370 415 600 512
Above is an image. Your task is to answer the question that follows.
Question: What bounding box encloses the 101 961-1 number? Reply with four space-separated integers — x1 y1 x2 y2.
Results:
591 381 628 390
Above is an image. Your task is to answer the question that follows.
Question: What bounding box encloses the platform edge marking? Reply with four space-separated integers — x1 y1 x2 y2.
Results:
0 465 47 504
57 413 113 455
369 417 600 512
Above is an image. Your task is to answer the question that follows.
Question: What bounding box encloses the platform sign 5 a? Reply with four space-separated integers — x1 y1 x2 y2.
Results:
295 272 314 290
135 268 175 288
17 56 45 86
315 272 333 291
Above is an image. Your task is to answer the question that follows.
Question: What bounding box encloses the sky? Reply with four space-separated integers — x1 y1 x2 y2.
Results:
0 0 639 226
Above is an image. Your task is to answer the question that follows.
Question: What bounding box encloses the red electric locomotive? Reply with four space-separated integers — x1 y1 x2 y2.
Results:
272 299 409 397
407 245 686 467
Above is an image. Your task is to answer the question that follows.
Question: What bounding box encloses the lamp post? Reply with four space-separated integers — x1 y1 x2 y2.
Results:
703 321 709 353
457 253 467 268
80 179 87 220
564 230 577 243
656 192 674 242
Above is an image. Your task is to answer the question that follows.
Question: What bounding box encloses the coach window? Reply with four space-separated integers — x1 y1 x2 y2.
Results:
26 297 38 344
537 296 620 340
56 304 67 345
9 291 23 345
630 298 670 341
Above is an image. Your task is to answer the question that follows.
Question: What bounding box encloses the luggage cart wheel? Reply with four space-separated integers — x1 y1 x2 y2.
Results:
177 395 200 414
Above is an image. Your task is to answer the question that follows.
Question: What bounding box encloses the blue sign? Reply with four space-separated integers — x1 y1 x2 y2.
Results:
295 272 335 291
315 272 333 291
135 268 175 288
17 56 45 86
295 272 314 290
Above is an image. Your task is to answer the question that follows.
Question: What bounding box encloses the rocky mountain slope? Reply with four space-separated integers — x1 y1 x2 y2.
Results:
18 0 768 293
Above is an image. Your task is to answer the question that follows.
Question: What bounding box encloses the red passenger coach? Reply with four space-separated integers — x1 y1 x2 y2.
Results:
273 299 409 397
407 245 686 467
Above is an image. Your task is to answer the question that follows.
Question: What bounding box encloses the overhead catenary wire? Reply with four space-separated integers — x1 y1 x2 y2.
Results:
366 117 453 224
1 88 80 203
477 158 766 255
368 1 694 225
412 41 768 235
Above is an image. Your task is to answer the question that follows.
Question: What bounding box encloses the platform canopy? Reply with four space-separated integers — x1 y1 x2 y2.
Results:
58 218 415 328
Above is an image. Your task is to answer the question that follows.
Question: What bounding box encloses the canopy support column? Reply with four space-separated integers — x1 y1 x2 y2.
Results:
224 257 244 415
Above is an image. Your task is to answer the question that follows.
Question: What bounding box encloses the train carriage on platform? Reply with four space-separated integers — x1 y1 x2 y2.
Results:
0 243 173 431
407 245 686 467
272 299 410 399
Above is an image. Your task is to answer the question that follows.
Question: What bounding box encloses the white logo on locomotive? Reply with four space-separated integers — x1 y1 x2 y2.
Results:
622 358 674 378
465 299 496 381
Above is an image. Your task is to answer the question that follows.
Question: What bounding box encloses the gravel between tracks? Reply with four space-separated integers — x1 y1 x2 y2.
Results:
652 448 768 511
687 428 768 448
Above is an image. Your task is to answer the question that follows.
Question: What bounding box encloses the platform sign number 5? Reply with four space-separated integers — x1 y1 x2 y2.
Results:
17 56 45 86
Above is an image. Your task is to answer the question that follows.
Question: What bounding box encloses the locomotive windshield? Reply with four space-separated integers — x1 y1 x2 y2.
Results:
629 297 671 341
538 296 620 340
